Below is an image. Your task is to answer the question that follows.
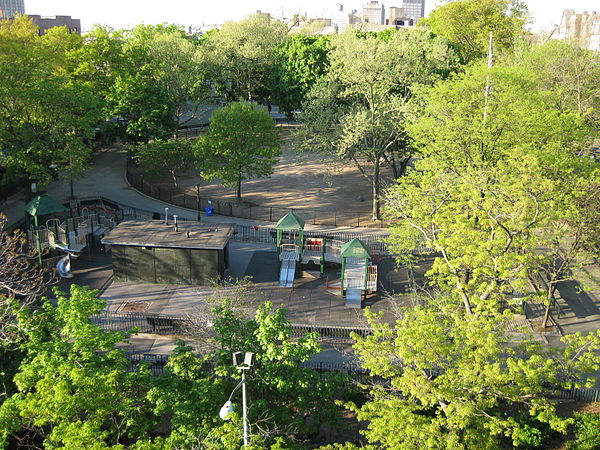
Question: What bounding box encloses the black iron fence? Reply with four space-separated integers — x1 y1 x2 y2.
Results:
73 195 398 253
92 310 373 341
122 351 600 402
126 163 385 228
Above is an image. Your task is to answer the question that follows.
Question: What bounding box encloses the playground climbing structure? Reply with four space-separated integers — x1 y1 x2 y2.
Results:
275 213 378 307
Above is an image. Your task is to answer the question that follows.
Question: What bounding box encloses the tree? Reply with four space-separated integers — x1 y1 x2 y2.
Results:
515 39 600 128
299 29 456 219
0 285 156 448
194 101 280 199
385 65 590 314
0 16 101 185
270 34 331 117
347 304 600 449
134 139 196 188
127 24 207 126
385 64 592 315
422 0 529 63
200 15 288 102
144 300 344 448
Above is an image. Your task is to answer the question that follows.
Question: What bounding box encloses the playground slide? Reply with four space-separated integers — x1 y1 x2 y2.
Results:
345 289 362 308
279 260 296 288
56 255 74 278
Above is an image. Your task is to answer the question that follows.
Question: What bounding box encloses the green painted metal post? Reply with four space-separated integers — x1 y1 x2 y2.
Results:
341 256 345 297
34 215 42 266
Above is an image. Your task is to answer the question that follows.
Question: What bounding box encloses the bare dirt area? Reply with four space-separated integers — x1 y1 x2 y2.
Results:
136 128 397 226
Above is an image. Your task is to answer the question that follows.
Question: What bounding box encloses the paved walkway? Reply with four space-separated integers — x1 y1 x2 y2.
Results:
1 147 391 240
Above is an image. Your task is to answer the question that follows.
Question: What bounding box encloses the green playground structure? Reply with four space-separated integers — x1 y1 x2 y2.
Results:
275 213 378 308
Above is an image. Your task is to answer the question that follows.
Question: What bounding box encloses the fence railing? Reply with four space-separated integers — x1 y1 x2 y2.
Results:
92 310 373 340
126 162 385 228
122 351 600 402
70 195 405 254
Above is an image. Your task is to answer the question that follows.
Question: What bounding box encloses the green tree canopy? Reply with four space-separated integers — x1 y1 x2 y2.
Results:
200 15 288 102
134 139 196 188
270 34 331 117
385 64 593 315
348 305 600 449
299 29 457 219
195 101 280 199
422 0 529 63
0 285 155 448
0 16 101 184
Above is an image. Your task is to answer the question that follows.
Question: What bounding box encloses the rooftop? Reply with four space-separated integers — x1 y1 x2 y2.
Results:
102 220 233 250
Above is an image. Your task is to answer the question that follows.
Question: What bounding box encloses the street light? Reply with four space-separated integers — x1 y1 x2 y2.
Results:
219 351 255 447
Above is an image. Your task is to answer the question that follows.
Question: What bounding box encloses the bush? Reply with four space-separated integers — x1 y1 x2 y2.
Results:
569 412 600 450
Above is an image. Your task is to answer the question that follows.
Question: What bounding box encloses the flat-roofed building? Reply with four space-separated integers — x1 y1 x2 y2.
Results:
28 14 81 35
102 220 233 285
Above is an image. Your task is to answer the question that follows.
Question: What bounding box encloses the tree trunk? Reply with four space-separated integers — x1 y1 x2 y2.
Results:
371 160 380 220
236 179 242 200
171 171 178 189
542 284 554 328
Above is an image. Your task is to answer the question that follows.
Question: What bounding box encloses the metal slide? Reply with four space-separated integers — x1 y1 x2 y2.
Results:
279 260 296 287
344 259 366 308
345 289 362 308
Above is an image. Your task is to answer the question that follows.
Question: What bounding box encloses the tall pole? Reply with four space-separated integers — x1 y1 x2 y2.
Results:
242 369 248 447
196 184 201 222
34 215 42 266
483 31 494 123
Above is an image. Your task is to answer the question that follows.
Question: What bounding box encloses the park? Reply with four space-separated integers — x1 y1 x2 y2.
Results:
1 3 600 448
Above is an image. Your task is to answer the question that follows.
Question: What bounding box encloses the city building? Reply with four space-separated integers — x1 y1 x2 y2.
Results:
27 15 81 35
401 0 425 20
553 9 600 52
0 0 24 18
362 0 385 25
330 3 360 32
388 6 415 26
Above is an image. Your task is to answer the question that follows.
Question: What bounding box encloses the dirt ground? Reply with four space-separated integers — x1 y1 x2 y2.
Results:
144 128 396 225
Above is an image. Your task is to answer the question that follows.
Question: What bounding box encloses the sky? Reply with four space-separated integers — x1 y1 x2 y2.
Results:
24 0 600 33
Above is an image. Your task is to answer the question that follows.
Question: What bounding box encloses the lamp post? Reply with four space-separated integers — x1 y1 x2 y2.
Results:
219 351 255 447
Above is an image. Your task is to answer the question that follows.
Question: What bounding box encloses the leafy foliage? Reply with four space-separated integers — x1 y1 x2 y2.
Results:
134 139 196 188
422 0 529 63
200 15 287 102
347 305 600 449
270 35 331 117
0 285 155 448
0 16 101 185
299 29 456 219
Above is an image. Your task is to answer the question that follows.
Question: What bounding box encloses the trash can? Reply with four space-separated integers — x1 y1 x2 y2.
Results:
205 206 214 216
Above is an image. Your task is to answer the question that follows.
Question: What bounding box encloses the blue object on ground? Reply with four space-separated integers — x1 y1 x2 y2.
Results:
205 206 214 216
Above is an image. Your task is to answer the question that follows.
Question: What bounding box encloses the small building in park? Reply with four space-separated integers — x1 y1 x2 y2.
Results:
102 220 233 285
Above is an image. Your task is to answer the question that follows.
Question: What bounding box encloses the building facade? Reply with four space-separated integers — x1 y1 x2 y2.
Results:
553 9 600 52
363 1 385 25
401 0 425 20
27 15 81 35
0 0 24 18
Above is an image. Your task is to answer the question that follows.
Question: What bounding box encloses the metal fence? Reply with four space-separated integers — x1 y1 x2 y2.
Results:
126 165 385 228
121 351 600 402
73 194 396 253
92 310 373 341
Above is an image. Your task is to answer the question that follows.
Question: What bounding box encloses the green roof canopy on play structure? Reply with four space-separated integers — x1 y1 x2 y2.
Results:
275 212 305 253
24 195 67 217
341 238 371 259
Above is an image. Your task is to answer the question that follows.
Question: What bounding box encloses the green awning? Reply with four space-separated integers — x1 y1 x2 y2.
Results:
275 212 305 231
24 195 67 217
341 238 371 259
